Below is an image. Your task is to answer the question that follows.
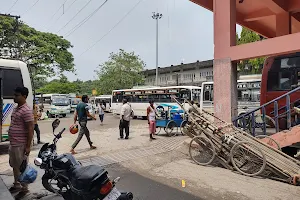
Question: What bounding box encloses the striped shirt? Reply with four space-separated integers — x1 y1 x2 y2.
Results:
8 103 33 146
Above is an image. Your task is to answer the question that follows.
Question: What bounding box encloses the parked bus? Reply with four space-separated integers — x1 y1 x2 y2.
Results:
0 59 33 142
89 95 112 112
261 52 300 129
200 76 261 116
35 94 69 115
69 97 81 112
111 86 202 118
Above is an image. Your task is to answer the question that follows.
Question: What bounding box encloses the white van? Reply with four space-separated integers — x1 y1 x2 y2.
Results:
0 59 33 142
48 97 71 118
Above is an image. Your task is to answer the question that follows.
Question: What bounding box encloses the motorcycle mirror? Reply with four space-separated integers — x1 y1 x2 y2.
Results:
52 119 60 133
34 158 42 166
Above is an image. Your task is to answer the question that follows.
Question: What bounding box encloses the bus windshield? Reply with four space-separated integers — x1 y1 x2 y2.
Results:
52 98 69 106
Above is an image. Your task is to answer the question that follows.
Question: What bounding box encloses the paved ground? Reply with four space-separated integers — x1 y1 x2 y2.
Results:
1 114 300 200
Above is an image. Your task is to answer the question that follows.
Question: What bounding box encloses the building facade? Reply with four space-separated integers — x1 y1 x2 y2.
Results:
143 60 213 87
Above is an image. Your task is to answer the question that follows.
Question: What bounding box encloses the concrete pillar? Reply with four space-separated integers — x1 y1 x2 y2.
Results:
213 0 236 58
213 0 237 122
276 12 291 36
213 58 237 122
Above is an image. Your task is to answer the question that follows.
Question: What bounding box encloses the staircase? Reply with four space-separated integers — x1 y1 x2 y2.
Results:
232 86 300 136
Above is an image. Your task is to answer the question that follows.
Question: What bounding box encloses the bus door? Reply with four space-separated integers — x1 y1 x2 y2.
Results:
202 84 213 112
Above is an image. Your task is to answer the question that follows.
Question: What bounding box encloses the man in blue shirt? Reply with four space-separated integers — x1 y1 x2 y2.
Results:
70 95 96 154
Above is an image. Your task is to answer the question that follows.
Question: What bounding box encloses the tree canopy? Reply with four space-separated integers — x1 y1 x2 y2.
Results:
36 76 99 95
237 27 265 74
0 16 75 78
95 49 145 94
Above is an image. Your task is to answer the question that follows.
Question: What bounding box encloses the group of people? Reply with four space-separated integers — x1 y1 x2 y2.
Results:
6 89 159 198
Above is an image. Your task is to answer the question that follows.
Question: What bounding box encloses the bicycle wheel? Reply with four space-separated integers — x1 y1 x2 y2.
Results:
189 136 216 166
165 120 177 137
180 120 188 135
230 141 266 176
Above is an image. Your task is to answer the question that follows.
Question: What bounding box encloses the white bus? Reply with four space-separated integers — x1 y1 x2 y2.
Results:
111 86 202 118
200 77 261 115
0 59 33 142
89 95 112 112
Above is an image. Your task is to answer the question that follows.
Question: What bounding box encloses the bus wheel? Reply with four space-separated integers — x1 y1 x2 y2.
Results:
133 116 137 119
142 116 147 120
62 114 66 117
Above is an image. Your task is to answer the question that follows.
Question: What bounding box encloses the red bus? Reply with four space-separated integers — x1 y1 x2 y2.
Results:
260 52 300 129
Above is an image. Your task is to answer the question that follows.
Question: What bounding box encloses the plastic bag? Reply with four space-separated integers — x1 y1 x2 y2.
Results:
18 164 38 184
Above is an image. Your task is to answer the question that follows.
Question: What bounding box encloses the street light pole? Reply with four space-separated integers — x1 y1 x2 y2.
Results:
152 12 162 86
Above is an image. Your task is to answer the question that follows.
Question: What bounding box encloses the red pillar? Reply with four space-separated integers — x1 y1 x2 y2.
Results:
276 12 291 36
213 0 238 122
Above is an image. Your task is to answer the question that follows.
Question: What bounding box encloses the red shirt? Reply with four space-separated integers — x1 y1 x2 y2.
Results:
8 104 33 146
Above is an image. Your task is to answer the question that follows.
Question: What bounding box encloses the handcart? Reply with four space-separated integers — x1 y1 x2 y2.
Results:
172 97 300 185
155 104 188 136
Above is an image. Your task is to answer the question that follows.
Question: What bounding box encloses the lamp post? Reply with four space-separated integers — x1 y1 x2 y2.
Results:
152 12 163 86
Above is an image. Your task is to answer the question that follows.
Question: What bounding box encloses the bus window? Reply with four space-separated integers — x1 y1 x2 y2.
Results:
204 91 210 101
267 71 293 91
2 69 24 99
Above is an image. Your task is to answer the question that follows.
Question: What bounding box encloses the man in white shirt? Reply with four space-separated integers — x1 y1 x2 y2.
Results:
119 99 132 139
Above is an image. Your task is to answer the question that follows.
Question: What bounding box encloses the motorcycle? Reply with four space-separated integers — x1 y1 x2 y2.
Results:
34 119 133 200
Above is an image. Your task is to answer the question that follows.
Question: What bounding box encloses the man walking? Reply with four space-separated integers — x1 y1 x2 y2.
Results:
70 95 96 154
8 87 34 198
119 99 132 140
33 101 42 144
98 102 105 125
147 100 157 140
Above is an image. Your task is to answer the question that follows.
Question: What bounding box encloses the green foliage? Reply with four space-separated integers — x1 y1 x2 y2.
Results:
37 80 78 94
237 28 265 74
95 49 145 94
37 78 99 96
0 16 75 78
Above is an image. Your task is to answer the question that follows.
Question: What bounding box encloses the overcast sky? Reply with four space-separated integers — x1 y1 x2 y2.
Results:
1 0 242 81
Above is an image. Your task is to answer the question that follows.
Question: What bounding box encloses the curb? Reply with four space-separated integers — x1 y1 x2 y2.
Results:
0 177 14 200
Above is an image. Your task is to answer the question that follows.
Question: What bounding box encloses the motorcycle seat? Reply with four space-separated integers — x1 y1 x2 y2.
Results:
70 165 108 191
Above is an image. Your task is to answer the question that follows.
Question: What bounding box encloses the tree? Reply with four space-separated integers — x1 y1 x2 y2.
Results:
37 80 78 94
237 27 264 74
0 16 75 78
95 49 145 94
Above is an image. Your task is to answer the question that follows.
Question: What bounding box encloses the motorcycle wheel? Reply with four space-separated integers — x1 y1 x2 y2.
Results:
42 175 61 194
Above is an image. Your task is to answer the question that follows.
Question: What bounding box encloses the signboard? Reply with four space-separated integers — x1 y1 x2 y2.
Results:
124 92 132 95
134 91 142 94
92 89 97 96
145 90 153 94
168 89 178 93
156 90 165 94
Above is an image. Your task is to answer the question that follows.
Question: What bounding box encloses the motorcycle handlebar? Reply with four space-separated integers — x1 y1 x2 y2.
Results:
57 128 66 139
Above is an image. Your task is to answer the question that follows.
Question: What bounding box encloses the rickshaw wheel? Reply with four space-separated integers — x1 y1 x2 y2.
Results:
189 136 216 166
165 120 177 136
180 120 188 135
255 135 281 151
230 141 266 177
155 127 162 135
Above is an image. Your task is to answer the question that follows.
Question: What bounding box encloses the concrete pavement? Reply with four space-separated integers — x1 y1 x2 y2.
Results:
1 114 300 200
